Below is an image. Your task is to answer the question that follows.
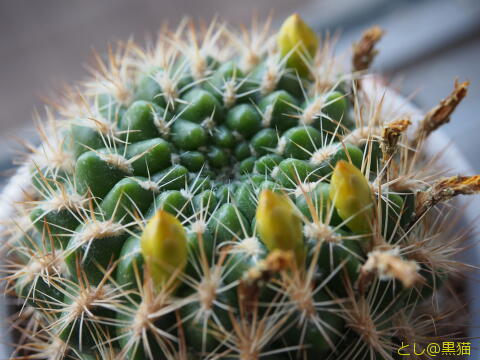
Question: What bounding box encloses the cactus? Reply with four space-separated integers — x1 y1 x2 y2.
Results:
2 13 479 360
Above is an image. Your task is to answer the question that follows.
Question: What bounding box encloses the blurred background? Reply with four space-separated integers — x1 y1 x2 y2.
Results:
0 0 479 175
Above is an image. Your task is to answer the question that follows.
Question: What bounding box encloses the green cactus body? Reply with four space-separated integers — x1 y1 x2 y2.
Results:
3 13 477 360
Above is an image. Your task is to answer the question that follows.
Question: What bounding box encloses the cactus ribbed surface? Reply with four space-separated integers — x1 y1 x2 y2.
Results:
2 14 479 360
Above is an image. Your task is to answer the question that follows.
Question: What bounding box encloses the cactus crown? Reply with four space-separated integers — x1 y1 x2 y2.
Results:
1 13 478 360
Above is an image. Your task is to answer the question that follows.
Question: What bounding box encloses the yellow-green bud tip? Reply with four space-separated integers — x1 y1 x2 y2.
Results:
329 160 374 234
278 13 318 77
256 189 305 265
141 209 187 287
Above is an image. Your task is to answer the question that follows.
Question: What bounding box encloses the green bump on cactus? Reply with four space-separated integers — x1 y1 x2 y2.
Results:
100 177 154 221
117 235 143 291
207 146 229 168
323 91 349 127
120 100 164 142
296 182 342 225
71 122 107 158
226 104 262 138
210 203 249 243
124 138 172 176
274 157 317 187
192 189 217 213
30 204 79 248
4 12 478 360
75 150 131 198
97 92 126 121
151 164 188 191
171 118 208 150
258 90 299 131
281 125 323 160
134 67 165 106
148 190 189 217
179 88 223 123
254 153 284 174
65 223 129 285
234 141 251 160
212 125 235 148
205 60 254 106
250 128 278 156
179 151 206 171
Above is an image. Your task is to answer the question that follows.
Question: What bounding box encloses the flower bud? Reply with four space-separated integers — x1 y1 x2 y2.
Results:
256 189 305 265
141 210 187 287
329 160 374 234
277 13 318 77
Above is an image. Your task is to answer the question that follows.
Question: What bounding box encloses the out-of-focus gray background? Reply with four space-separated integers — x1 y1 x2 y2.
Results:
0 0 479 172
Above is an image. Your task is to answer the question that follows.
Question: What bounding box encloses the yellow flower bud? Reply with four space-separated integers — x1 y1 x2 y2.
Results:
329 160 374 234
141 209 187 287
277 13 318 77
256 189 305 265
